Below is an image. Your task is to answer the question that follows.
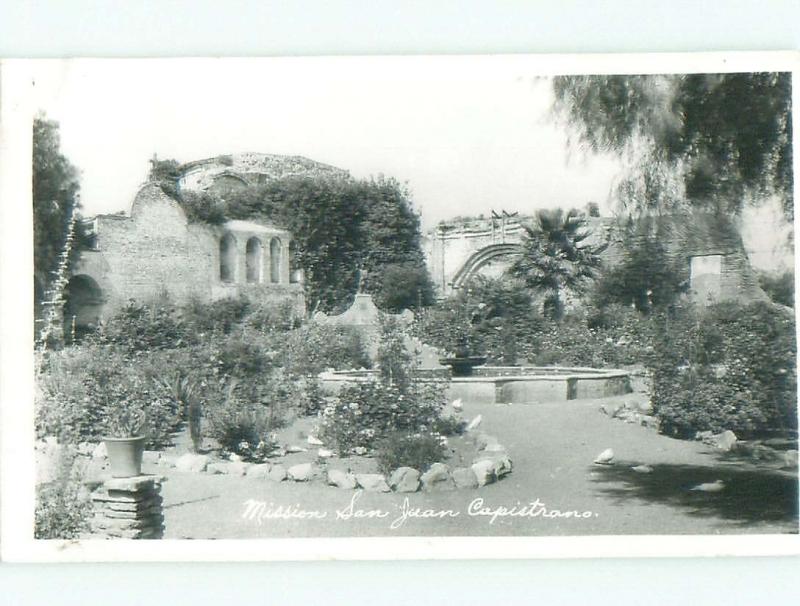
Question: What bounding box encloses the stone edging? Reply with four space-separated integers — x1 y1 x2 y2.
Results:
157 429 513 493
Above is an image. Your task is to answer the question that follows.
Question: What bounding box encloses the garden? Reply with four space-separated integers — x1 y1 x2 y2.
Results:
35 294 510 538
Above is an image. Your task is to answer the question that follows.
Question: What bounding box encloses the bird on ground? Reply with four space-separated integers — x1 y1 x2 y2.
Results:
689 480 726 493
593 448 615 465
451 398 463 411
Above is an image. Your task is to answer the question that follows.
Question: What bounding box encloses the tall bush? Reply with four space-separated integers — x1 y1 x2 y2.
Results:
649 301 796 437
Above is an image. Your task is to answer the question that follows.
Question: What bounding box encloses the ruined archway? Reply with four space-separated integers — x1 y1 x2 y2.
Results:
220 232 237 283
270 237 282 284
63 274 104 341
246 237 263 283
450 243 522 291
288 240 302 284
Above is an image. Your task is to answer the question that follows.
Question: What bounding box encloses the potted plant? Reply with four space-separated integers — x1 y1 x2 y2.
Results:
103 406 147 478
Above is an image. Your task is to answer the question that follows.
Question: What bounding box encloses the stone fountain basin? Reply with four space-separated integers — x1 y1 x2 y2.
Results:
318 366 632 404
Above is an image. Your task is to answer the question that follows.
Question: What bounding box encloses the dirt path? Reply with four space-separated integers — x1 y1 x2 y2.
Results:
153 397 798 539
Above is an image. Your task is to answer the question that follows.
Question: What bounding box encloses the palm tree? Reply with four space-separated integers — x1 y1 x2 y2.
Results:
508 208 605 319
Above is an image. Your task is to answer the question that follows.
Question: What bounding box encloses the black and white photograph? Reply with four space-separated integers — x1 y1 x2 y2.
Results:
1 53 798 560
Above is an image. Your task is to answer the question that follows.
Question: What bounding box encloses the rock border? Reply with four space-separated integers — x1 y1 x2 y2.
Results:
142 427 514 493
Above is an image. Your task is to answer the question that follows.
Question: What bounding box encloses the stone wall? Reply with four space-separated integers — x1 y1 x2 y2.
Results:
71 183 304 326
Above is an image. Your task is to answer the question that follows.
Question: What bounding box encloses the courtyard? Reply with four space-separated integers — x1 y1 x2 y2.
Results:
153 394 797 539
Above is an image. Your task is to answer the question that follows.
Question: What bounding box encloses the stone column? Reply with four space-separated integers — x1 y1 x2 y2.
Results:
90 475 165 539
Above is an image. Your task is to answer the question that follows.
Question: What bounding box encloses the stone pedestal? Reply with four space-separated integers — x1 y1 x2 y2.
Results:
90 475 165 539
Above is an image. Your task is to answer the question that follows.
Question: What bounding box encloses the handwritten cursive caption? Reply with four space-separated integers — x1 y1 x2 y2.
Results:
242 491 598 530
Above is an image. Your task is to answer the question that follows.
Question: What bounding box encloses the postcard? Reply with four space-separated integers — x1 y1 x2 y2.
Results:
1 52 798 561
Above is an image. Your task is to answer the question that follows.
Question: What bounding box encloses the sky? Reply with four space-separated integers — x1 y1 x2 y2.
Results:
29 57 623 231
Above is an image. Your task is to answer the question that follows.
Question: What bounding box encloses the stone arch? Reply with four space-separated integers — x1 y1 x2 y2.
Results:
220 232 238 283
246 237 263 283
209 173 249 198
63 274 104 340
450 243 522 290
288 240 302 284
270 237 282 284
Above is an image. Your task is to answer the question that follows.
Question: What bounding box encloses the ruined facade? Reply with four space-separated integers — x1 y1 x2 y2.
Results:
58 152 346 335
424 212 768 305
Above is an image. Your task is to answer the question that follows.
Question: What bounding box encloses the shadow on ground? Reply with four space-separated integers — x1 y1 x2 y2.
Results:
590 460 798 530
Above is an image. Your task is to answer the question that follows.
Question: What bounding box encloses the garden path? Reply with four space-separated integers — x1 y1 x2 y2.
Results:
152 396 798 539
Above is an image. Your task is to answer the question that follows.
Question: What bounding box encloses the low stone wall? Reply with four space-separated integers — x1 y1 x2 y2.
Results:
319 367 632 404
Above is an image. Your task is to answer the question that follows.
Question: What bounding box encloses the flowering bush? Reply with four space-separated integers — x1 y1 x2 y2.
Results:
318 379 449 454
526 305 656 368
650 301 796 437
281 323 371 375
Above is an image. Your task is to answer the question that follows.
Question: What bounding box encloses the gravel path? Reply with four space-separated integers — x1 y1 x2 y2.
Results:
153 396 798 539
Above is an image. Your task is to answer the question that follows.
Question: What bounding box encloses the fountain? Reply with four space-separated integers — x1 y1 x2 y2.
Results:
437 337 487 377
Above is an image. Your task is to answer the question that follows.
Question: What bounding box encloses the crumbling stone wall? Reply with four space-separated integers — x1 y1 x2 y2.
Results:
424 213 767 305
72 183 304 325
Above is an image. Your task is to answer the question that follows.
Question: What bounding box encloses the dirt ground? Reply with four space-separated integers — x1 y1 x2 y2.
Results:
149 395 798 539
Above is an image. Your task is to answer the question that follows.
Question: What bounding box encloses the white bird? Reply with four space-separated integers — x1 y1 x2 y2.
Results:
317 448 334 459
689 480 725 493
593 448 615 465
631 464 653 474
466 414 482 432
451 398 463 411
307 435 324 446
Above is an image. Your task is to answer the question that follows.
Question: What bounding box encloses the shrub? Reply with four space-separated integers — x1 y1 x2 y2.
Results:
432 414 467 436
36 345 183 448
369 261 436 312
593 234 688 313
653 369 769 437
35 451 92 539
414 275 540 364
206 390 281 462
282 323 371 375
319 378 449 455
650 301 796 437
96 299 189 352
376 315 414 390
375 432 448 475
182 295 251 335
247 299 301 333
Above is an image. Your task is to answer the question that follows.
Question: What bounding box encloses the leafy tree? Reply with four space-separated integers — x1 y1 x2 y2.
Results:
757 269 794 308
553 73 793 219
414 275 539 364
151 160 435 313
358 176 435 310
594 221 688 313
226 175 367 313
370 261 435 312
33 114 84 297
221 175 434 313
507 208 605 319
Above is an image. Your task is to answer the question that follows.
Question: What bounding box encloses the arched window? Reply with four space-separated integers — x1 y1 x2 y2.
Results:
219 232 237 283
270 237 282 283
246 237 263 283
289 240 301 284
